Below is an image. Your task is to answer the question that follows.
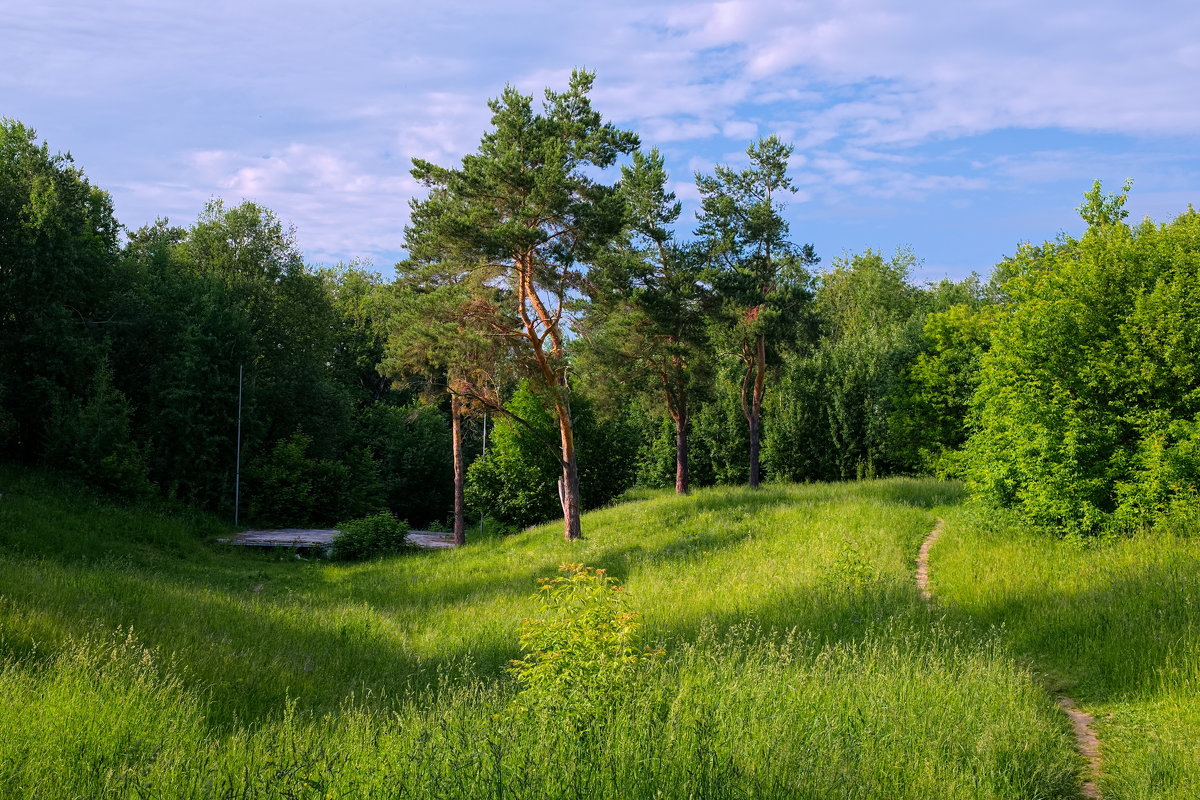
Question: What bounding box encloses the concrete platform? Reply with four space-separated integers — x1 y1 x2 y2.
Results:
219 528 455 550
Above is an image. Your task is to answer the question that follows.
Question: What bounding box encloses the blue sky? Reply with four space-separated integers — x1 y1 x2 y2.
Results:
7 0 1199 282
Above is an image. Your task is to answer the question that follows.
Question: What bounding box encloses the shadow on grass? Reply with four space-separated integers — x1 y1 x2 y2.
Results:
0 474 964 726
935 556 1200 704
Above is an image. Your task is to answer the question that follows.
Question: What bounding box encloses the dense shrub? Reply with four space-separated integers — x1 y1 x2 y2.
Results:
764 250 927 482
467 384 640 528
246 434 384 527
330 512 412 560
964 183 1200 534
508 564 657 723
355 403 453 527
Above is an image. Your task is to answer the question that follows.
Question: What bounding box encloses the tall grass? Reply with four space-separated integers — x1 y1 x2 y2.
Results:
932 507 1200 800
0 625 1076 799
0 467 1081 798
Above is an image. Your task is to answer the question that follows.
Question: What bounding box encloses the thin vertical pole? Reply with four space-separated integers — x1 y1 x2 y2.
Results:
235 365 243 526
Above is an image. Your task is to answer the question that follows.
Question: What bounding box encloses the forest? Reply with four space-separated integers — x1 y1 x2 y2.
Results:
4 70 1198 543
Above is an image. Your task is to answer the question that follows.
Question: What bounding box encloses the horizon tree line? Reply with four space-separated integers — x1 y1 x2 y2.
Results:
4 81 1197 542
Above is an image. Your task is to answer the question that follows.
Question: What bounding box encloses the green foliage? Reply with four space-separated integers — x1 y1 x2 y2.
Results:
355 402 452 527
330 512 412 560
43 364 152 498
964 186 1200 534
695 135 818 486
635 415 680 488
580 149 713 492
465 384 562 528
823 544 879 589
508 563 657 723
318 264 394 406
890 302 997 474
246 433 384 527
0 120 120 462
764 249 929 482
466 384 640 527
687 376 752 485
406 71 640 539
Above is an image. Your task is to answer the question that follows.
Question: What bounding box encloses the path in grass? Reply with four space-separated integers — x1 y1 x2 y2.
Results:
1 473 1084 799
916 520 1103 800
915 518 943 601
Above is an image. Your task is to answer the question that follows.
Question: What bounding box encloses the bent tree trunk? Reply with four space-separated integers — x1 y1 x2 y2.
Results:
451 397 466 546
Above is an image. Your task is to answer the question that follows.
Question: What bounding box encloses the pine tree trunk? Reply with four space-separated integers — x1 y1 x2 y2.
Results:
749 335 766 489
674 407 689 495
451 397 466 547
556 398 583 541
748 412 761 488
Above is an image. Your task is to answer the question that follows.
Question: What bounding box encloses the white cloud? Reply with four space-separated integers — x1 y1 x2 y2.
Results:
722 120 758 140
7 0 1199 275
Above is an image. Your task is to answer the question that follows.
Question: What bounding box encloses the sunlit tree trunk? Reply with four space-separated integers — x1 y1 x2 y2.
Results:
553 396 583 540
673 404 689 495
451 395 466 546
748 335 766 488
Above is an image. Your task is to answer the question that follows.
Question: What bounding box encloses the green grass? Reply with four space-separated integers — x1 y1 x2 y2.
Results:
931 507 1200 800
6 464 1186 798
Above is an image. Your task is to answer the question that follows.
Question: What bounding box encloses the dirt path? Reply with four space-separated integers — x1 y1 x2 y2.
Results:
1056 696 1103 799
915 519 1104 799
915 518 944 601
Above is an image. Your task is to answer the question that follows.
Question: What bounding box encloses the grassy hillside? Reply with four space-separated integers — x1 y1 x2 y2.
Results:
1 466 1195 798
932 508 1200 800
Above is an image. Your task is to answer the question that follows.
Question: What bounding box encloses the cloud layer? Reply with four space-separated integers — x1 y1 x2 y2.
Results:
7 0 1199 277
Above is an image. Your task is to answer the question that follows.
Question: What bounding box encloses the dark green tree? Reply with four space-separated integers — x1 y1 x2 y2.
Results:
582 149 712 494
695 136 817 487
0 120 121 462
379 265 510 545
765 249 931 481
405 70 638 540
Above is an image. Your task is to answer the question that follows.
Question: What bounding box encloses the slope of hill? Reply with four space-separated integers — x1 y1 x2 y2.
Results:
2 466 1194 798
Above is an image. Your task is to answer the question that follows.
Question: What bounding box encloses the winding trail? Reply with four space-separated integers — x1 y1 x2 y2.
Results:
915 519 1103 800
915 518 943 602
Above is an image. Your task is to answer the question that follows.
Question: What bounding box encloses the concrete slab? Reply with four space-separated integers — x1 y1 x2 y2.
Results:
219 528 455 550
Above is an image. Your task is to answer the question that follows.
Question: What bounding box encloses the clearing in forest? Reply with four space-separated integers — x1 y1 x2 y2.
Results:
0 467 1196 799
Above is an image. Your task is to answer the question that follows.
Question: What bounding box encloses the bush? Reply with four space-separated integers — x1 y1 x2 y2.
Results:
508 564 660 724
330 512 411 560
964 185 1200 534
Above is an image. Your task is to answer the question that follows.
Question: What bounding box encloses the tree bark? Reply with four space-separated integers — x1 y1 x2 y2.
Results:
748 334 766 489
451 396 466 547
748 412 761 488
556 397 583 540
674 405 689 495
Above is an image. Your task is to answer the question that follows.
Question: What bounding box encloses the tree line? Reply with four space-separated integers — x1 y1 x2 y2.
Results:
4 73 1197 540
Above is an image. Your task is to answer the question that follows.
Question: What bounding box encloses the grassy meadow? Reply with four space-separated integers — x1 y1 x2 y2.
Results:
930 509 1200 800
0 466 1196 798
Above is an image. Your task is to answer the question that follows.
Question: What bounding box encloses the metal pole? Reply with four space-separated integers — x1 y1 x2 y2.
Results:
235 365 243 526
